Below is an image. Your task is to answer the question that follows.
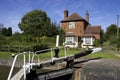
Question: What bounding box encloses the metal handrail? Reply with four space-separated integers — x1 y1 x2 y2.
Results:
7 46 67 80
7 52 28 80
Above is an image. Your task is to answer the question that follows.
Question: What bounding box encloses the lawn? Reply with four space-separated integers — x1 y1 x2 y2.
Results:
0 48 120 60
84 50 120 59
0 48 84 60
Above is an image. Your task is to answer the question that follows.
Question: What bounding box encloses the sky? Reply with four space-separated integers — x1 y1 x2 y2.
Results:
0 0 120 33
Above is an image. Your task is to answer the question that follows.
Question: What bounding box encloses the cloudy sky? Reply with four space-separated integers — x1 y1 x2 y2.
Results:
0 0 120 33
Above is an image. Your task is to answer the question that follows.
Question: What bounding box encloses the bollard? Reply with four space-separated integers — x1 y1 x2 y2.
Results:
66 60 74 68
54 47 59 58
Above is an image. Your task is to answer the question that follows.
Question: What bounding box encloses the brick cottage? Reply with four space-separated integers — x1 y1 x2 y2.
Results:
61 10 101 48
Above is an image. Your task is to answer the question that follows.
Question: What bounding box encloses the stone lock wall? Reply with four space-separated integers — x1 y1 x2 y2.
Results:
0 58 23 67
80 59 120 80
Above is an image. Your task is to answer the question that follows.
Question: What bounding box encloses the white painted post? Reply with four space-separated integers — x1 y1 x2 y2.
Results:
91 37 93 45
51 49 54 62
31 54 35 69
23 52 26 80
56 35 59 47
28 51 31 73
64 47 67 59
83 38 86 44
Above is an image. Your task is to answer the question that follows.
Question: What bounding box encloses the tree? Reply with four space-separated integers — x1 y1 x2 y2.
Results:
59 28 65 45
105 24 117 40
0 24 4 33
100 29 106 42
10 32 22 42
18 10 51 37
46 22 60 37
1 27 12 36
1 27 7 36
7 27 12 36
0 34 6 46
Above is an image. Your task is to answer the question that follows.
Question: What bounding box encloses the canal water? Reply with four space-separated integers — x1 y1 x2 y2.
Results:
0 65 73 80
0 65 20 80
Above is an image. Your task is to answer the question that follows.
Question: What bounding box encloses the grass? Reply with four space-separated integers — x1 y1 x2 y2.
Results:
84 50 120 59
0 52 12 58
0 49 120 60
0 48 83 60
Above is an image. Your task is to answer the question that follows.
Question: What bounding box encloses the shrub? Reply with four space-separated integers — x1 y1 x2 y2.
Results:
94 39 100 47
32 44 49 52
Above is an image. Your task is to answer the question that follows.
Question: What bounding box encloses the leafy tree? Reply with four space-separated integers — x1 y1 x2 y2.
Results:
46 22 60 37
0 34 6 46
105 24 117 40
10 32 22 41
0 24 4 33
59 28 65 45
105 24 120 49
18 10 51 37
1 27 12 36
7 27 12 36
21 34 36 42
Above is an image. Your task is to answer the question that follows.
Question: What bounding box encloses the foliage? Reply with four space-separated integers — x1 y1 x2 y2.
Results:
109 35 117 44
18 10 51 37
18 10 61 37
94 39 100 47
0 24 4 32
103 24 120 49
46 22 59 37
0 10 65 50
59 28 65 45
0 34 6 46
105 24 117 40
10 32 22 42
101 29 107 42
7 27 12 36
1 27 12 36
32 44 49 52
116 38 120 49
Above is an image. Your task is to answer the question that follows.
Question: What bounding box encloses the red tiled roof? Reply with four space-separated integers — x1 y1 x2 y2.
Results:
61 13 85 21
85 26 101 34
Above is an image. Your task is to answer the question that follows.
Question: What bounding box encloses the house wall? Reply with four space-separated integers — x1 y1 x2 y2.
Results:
93 34 100 40
61 21 85 36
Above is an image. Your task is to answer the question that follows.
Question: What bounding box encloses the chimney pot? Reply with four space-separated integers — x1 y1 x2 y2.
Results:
64 9 68 19
86 11 89 22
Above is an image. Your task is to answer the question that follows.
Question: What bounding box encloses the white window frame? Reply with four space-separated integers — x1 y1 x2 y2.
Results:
85 37 91 44
69 22 75 29
65 37 76 43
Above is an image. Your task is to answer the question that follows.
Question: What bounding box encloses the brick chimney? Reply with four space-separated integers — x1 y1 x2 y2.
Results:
86 11 89 22
64 9 68 19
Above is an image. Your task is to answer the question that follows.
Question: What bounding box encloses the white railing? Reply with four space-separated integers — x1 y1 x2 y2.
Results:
7 46 67 80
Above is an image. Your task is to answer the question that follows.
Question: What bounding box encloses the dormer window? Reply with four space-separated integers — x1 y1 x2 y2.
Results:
69 22 75 29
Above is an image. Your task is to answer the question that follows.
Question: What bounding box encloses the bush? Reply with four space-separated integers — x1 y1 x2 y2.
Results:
32 44 49 52
0 46 31 52
94 39 100 47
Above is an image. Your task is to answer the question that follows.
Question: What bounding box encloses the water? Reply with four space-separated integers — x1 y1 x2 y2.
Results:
0 65 73 80
0 65 20 80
